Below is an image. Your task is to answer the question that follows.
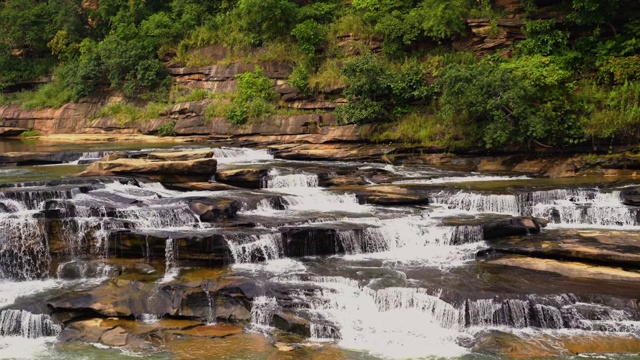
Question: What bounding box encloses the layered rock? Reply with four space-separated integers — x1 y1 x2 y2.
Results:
80 150 217 183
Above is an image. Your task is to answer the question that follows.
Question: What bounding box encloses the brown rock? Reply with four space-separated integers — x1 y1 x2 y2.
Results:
215 168 268 188
100 326 129 346
83 158 217 177
487 256 640 281
146 150 213 162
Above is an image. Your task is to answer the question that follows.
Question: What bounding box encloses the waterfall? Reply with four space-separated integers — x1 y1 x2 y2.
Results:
69 151 111 165
0 198 50 280
212 147 273 164
0 310 60 338
430 191 520 215
463 296 640 332
335 216 484 264
115 204 203 230
225 234 283 263
161 238 178 282
275 276 467 359
265 173 319 189
529 190 639 227
250 296 278 331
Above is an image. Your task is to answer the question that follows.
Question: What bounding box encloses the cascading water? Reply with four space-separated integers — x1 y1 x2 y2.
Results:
225 233 284 263
0 197 50 280
212 147 273 164
161 238 179 282
0 310 61 338
269 276 467 359
430 191 520 215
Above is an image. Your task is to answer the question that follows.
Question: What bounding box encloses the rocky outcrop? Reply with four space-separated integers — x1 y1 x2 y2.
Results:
481 216 546 239
482 229 640 268
80 150 217 183
49 276 253 323
621 186 640 206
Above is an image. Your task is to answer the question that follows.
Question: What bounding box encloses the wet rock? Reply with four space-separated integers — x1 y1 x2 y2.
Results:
271 143 395 162
482 217 545 239
621 186 640 206
486 256 640 281
56 260 118 280
0 151 84 166
83 157 217 178
101 326 128 346
165 182 239 192
473 330 563 358
188 198 240 222
483 229 640 268
108 230 230 266
59 318 110 343
170 323 243 337
146 149 214 162
43 200 75 219
351 185 431 206
215 168 269 188
273 312 311 337
49 277 254 324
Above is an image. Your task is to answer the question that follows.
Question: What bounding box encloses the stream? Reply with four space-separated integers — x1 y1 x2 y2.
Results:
0 140 639 359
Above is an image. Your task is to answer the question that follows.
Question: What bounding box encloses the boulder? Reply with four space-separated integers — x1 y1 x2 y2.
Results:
272 312 311 337
486 256 640 282
188 198 240 222
215 168 268 188
164 182 239 192
146 149 214 162
621 186 640 206
482 217 545 239
85 158 217 176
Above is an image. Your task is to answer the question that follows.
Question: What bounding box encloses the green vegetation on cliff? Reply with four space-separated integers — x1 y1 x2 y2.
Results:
1 0 639 149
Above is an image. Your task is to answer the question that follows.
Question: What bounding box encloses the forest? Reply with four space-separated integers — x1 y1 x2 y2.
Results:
0 0 639 150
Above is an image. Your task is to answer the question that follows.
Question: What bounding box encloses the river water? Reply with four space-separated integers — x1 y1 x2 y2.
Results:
0 139 639 359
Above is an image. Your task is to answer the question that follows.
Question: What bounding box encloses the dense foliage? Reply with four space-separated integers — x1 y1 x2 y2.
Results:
0 0 639 149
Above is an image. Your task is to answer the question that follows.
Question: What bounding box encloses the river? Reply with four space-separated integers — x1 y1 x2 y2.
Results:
0 139 639 359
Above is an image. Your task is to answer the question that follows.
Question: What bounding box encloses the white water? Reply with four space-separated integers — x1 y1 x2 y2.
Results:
274 276 467 359
212 147 273 164
226 233 284 264
395 174 531 185
0 198 50 280
430 191 520 215
68 151 111 165
160 238 179 283
251 171 372 214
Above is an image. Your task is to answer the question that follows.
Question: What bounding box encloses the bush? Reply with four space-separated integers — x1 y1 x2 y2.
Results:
233 0 298 45
292 20 327 55
157 121 176 137
517 20 568 56
226 66 279 125
337 54 433 124
438 56 582 148
289 63 312 95
580 80 640 141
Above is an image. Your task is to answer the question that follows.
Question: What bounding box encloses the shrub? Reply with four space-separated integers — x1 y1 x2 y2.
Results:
337 54 433 124
292 20 327 55
157 121 176 137
289 63 312 95
438 56 581 148
517 20 569 56
226 66 279 125
233 0 299 45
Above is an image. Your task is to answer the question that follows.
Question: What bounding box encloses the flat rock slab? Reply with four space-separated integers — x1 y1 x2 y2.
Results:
84 157 217 175
486 256 640 282
484 229 640 267
170 323 243 337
